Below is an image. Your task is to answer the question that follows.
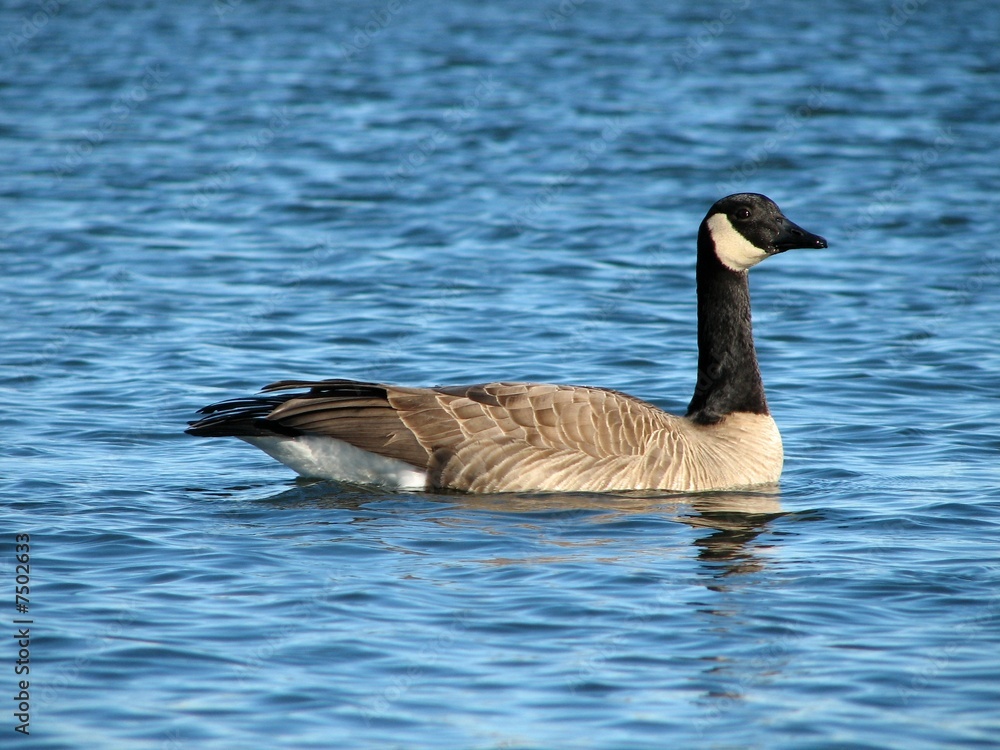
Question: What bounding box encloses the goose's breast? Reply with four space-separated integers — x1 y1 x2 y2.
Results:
644 412 783 492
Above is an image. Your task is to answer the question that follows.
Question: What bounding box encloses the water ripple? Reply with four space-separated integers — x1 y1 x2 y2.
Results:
3 0 1000 748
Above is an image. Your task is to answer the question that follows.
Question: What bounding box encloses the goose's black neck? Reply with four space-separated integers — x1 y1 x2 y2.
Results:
685 224 768 424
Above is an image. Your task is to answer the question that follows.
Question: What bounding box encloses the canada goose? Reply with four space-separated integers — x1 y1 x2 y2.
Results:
187 193 827 492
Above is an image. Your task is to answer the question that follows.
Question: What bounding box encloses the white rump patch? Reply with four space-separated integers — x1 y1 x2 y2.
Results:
707 213 769 272
243 435 427 490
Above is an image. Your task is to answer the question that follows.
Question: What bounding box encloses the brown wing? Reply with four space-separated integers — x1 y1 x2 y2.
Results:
191 378 678 492
385 382 675 491
257 379 430 468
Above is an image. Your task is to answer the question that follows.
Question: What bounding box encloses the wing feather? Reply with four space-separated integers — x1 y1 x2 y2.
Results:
189 378 687 491
379 382 676 491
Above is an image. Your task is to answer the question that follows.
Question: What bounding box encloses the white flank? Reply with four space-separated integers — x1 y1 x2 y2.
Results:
243 435 428 490
707 213 768 272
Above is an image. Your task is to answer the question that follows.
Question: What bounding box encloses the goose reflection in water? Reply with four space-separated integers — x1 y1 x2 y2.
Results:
244 482 783 581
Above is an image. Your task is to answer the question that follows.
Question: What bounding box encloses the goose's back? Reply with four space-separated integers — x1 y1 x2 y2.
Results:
383 382 782 492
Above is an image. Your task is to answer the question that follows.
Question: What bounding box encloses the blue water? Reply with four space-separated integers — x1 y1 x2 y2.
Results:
3 1 1000 747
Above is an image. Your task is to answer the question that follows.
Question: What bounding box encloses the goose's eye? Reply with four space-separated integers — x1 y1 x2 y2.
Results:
734 207 751 220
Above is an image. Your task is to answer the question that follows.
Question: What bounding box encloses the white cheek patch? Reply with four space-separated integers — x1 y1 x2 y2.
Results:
707 213 769 272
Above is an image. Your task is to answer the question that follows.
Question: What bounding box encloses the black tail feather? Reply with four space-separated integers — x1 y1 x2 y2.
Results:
186 394 300 438
186 379 390 438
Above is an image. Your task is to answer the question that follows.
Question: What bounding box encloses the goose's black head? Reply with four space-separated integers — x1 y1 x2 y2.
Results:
701 193 828 273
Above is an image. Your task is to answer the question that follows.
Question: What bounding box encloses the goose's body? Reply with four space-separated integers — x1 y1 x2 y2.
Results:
190 380 784 493
187 194 826 493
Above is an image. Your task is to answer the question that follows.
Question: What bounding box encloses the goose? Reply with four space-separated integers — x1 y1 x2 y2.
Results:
187 193 827 493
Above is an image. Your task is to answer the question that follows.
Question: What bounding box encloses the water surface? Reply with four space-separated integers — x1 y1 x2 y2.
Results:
2 1 1000 747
